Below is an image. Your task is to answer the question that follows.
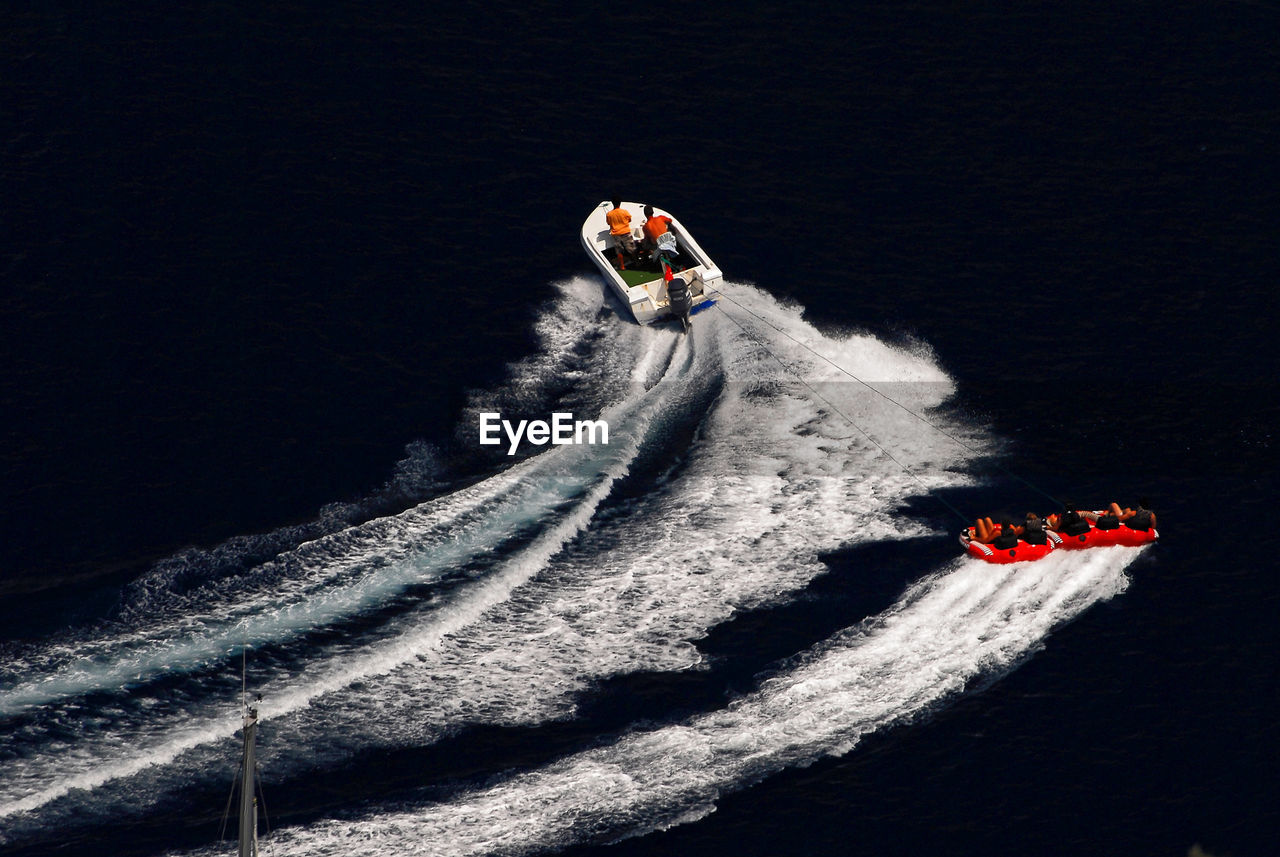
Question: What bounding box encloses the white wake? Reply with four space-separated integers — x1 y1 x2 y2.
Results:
0 278 1137 857
247 549 1135 857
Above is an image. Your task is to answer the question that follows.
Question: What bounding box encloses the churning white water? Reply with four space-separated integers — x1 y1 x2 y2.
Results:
0 279 1141 854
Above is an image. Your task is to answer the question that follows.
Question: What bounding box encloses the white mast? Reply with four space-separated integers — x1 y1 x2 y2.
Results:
235 636 260 857
237 702 259 857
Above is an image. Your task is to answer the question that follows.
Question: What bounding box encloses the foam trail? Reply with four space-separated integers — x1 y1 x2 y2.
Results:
0 304 688 820
201 549 1138 857
2 279 965 826
0 458 589 715
261 283 965 760
2 279 1115 855
0 280 666 719
0 447 620 819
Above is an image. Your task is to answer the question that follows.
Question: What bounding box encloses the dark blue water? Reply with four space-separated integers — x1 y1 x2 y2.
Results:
3 3 1276 856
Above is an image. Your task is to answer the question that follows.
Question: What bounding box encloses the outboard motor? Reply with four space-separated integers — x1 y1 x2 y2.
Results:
655 232 692 332
667 273 692 333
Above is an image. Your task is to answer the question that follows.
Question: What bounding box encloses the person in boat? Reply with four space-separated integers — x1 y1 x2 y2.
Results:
974 516 996 543
1021 513 1049 545
1093 506 1122 530
991 518 1021 550
641 204 673 255
974 516 1020 547
606 199 639 270
1047 503 1091 537
1109 499 1157 531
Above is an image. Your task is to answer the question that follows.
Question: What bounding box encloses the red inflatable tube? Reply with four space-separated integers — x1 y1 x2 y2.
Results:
1052 513 1160 549
1051 525 1112 550
959 527 1055 564
1108 523 1160 547
959 513 1159 564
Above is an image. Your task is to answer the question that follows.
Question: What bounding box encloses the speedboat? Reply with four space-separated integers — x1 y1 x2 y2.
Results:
580 201 722 327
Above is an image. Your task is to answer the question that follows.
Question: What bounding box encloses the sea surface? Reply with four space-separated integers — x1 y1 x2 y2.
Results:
2 4 1277 856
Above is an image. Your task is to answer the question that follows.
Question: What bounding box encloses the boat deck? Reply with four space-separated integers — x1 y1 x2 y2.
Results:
609 252 694 288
